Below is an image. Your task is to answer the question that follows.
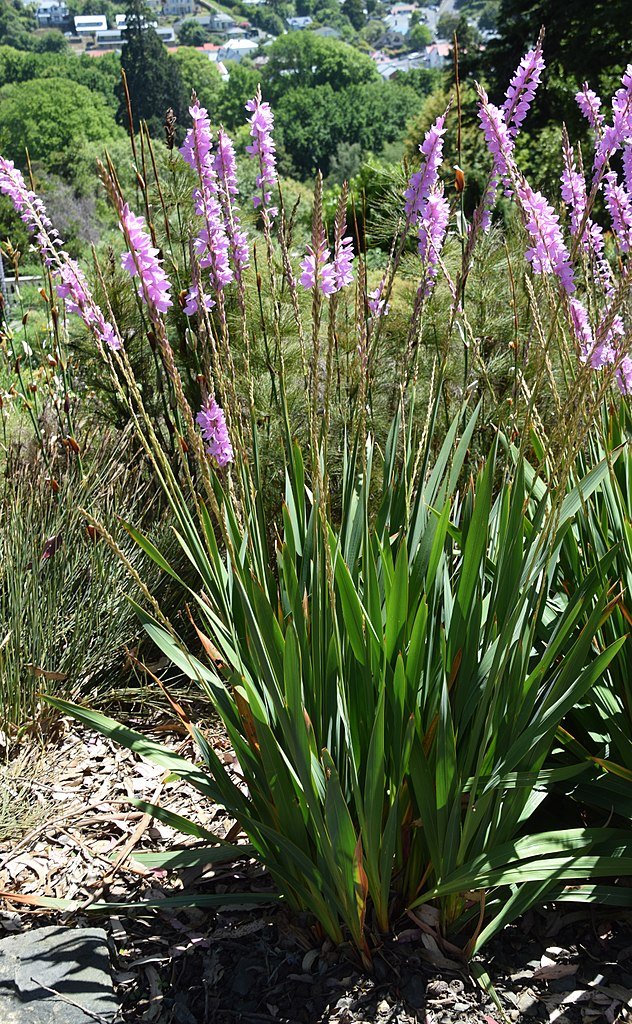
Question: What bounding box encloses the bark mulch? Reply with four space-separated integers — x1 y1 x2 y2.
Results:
1 716 631 1024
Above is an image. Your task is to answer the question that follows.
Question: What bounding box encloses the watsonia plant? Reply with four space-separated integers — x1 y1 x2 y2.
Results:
2 50 632 958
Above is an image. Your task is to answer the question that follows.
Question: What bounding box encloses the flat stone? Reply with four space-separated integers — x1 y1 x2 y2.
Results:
0 925 119 1022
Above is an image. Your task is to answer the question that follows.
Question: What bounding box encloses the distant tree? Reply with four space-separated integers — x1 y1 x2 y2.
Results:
0 0 36 50
483 0 631 124
248 7 285 34
214 62 259 131
116 0 188 135
395 66 441 97
342 0 365 31
360 19 386 45
275 77 419 176
177 19 207 46
408 22 431 50
35 31 69 53
262 33 379 100
436 11 459 38
0 76 120 167
171 47 222 110
478 1 498 31
326 141 363 185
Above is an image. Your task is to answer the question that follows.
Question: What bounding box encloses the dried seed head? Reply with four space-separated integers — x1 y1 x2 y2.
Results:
165 108 177 150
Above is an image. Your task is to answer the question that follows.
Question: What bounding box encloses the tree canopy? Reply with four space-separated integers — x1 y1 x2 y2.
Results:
116 0 188 134
0 76 121 166
262 33 379 101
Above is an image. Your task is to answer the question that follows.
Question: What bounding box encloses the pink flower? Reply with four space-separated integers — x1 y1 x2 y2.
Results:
119 204 173 315
569 298 593 357
181 102 233 294
404 111 447 224
593 65 632 180
299 238 336 295
368 280 389 318
0 156 119 351
477 89 515 188
183 285 214 317
503 44 545 139
197 396 233 467
418 190 450 297
604 171 632 252
212 128 250 281
516 177 575 293
245 88 278 216
575 84 604 131
332 204 354 291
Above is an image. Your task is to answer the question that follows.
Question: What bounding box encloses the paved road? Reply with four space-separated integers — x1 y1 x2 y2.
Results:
422 0 459 40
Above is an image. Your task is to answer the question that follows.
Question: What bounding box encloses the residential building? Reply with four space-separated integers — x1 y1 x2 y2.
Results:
35 0 70 28
162 0 195 16
384 2 417 34
425 41 450 67
217 37 258 61
208 11 235 31
74 14 107 34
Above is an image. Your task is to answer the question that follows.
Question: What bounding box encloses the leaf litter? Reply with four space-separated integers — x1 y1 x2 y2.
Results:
0 709 631 1023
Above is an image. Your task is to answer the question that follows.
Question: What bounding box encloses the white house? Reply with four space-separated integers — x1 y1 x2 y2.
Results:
217 37 258 61
208 11 235 31
384 3 417 34
35 0 69 28
162 0 195 16
74 14 107 34
424 41 450 67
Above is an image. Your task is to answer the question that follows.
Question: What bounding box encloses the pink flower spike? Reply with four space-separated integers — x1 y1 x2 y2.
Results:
197 396 234 467
119 203 173 315
516 177 575 293
418 190 450 297
604 171 632 252
575 84 604 131
503 44 545 139
181 102 233 294
368 280 389 318
404 110 448 224
245 87 278 216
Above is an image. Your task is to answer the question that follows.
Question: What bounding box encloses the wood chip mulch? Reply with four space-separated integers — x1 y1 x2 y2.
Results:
1 713 631 1024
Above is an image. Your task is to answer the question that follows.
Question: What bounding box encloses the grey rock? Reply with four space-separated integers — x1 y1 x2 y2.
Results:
0 925 119 1022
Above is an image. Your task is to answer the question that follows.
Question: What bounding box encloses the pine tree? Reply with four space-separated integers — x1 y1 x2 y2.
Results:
116 0 188 137
342 0 365 32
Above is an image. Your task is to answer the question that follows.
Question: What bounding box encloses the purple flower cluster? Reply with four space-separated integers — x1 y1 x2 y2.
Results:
119 203 173 315
575 84 604 131
593 65 632 179
368 280 389 319
0 157 119 351
503 44 545 138
56 262 120 351
604 171 632 252
418 190 450 297
404 112 447 224
196 396 233 467
245 89 278 216
333 233 354 291
477 90 515 189
516 178 575 292
213 128 250 282
180 102 233 304
299 207 354 296
560 142 610 287
299 236 336 295
0 158 60 261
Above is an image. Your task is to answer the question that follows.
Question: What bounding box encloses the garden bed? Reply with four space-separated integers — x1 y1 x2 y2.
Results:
1 712 631 1024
